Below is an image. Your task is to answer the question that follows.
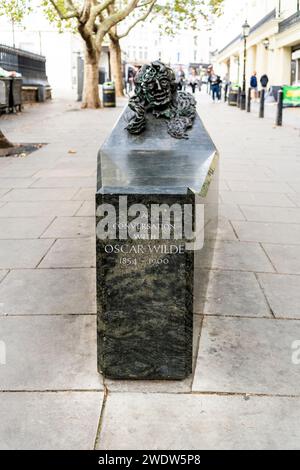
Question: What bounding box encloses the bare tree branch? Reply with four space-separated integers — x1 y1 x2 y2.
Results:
49 0 79 20
98 0 140 36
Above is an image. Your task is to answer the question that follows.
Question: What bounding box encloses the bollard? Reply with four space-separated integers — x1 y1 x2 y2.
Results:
240 91 246 110
276 89 283 126
237 87 241 107
247 87 251 113
259 89 265 118
224 84 228 102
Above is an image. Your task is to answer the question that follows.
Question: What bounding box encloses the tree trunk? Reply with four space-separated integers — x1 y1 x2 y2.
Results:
109 36 125 97
0 130 13 149
82 46 101 109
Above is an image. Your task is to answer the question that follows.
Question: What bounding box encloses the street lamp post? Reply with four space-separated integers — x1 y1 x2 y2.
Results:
241 20 250 110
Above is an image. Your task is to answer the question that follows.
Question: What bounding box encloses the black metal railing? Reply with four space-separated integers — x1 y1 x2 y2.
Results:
0 44 49 86
279 11 300 33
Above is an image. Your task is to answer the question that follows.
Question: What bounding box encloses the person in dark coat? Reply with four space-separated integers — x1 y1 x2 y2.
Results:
260 74 269 89
250 71 258 100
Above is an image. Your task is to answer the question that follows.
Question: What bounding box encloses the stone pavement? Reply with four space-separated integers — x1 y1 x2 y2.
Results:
0 92 300 450
250 99 300 130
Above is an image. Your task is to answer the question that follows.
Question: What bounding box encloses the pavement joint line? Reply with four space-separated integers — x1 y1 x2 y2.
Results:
259 243 278 274
190 316 204 390
37 235 94 241
34 238 57 269
233 219 300 226
254 272 276 319
0 270 10 285
0 313 97 317
94 385 109 450
228 219 239 240
195 268 276 275
199 313 298 321
37 216 58 239
0 266 96 271
0 389 103 393
196 310 275 320
74 200 86 216
286 193 300 207
74 389 300 398
190 391 300 399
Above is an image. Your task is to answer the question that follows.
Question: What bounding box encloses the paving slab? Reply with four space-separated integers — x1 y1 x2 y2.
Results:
41 216 95 238
0 391 102 450
0 268 96 315
0 168 40 178
97 393 300 450
0 239 53 269
34 168 95 178
240 206 300 223
31 177 95 188
218 204 245 221
0 315 102 390
263 244 300 275
220 191 295 207
232 221 300 244
195 241 274 272
0 217 54 239
194 270 270 317
206 217 237 241
39 237 95 268
258 273 300 319
193 316 300 395
75 201 95 217
227 181 292 193
1 188 79 201
0 201 82 218
72 188 95 201
0 178 35 189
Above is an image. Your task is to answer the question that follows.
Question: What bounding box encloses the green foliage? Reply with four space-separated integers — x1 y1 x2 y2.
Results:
41 0 77 33
154 0 224 36
0 0 32 23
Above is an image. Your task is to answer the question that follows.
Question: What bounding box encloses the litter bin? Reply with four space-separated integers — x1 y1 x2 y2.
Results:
228 85 239 106
102 82 116 108
10 78 22 111
0 78 11 113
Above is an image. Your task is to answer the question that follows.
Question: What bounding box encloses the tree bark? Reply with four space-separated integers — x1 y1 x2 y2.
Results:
109 35 125 97
0 130 13 149
82 46 101 109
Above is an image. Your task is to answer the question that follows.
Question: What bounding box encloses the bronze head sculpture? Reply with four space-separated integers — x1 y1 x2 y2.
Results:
126 61 196 140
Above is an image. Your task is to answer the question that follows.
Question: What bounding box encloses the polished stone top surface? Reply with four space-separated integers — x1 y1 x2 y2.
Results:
97 106 217 195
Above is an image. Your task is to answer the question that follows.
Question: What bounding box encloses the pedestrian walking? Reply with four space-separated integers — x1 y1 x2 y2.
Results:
210 69 222 102
189 68 199 94
176 66 186 91
250 71 258 101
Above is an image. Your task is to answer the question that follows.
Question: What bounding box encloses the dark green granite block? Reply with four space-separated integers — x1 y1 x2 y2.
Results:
96 109 218 380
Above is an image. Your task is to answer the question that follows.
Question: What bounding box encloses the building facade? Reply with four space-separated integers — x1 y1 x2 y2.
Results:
120 19 210 70
211 0 300 87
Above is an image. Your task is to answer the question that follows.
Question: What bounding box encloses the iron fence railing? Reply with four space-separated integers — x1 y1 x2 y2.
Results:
0 44 49 86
